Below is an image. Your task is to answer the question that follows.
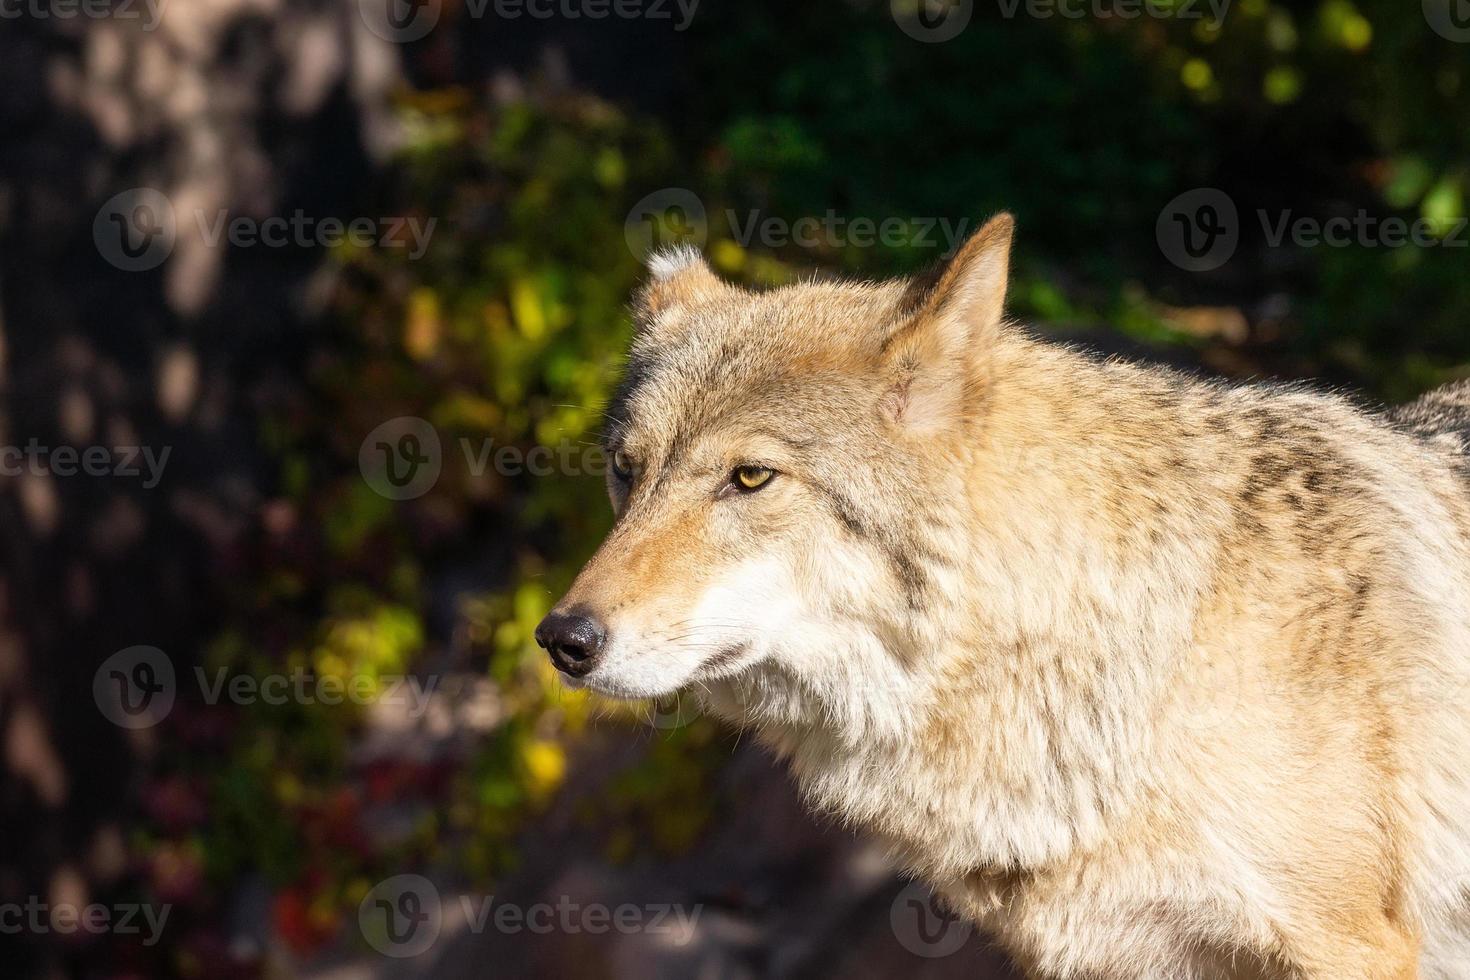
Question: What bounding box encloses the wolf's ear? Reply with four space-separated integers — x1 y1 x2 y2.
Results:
634 246 736 324
879 213 1014 432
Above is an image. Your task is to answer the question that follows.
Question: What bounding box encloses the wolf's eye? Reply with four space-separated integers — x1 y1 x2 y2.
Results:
732 466 775 492
612 450 634 480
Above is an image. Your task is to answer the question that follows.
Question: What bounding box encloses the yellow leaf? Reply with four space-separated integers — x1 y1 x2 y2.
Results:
510 279 547 340
712 240 747 274
405 289 441 361
1181 58 1214 92
522 739 566 796
275 772 303 806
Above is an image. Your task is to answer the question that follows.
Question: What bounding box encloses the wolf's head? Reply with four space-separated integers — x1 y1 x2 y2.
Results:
536 215 1014 734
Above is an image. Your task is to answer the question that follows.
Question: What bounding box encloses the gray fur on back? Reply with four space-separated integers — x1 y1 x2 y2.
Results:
1392 380 1470 454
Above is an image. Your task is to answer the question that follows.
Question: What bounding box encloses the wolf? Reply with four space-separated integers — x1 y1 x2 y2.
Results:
535 214 1470 979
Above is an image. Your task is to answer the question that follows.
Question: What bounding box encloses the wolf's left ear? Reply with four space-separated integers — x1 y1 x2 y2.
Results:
879 213 1014 432
634 245 736 324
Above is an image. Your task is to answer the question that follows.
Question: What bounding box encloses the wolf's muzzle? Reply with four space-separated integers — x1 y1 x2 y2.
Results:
534 610 606 678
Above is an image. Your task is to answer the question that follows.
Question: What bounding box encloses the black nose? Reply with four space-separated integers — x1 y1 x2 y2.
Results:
534 610 606 677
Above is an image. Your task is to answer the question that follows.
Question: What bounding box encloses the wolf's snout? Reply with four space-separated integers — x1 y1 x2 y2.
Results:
534 610 606 677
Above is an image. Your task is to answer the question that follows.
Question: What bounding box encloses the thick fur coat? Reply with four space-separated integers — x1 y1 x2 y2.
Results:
539 216 1470 979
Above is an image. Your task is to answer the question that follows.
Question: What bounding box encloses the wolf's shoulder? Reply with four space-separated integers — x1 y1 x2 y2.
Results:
1390 379 1470 449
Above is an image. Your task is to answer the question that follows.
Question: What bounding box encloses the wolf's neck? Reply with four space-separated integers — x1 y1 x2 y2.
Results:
725 334 1210 872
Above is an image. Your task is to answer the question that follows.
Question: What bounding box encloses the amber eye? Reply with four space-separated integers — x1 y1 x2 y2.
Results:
612 450 634 480
732 466 775 492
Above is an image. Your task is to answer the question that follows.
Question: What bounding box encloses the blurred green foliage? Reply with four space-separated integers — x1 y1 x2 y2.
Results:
690 0 1470 391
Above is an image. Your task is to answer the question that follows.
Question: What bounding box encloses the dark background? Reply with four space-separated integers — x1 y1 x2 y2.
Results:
1 0 1467 976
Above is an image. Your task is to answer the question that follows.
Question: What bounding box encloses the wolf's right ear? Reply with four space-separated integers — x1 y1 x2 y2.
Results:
633 246 737 325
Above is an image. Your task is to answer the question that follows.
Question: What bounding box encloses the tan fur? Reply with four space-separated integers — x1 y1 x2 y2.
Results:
543 216 1470 979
